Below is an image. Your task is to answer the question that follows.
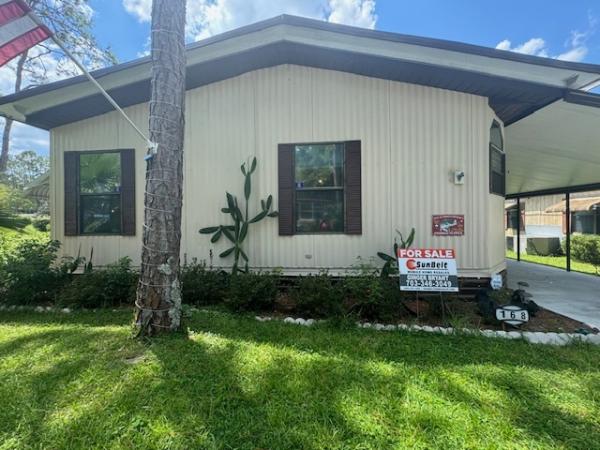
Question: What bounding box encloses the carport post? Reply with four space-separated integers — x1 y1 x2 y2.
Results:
566 192 571 272
516 197 521 262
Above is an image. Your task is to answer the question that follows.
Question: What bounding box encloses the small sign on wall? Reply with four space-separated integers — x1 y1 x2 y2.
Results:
432 215 464 236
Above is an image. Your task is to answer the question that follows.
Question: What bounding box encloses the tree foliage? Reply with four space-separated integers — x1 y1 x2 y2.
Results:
2 151 49 190
1 0 117 172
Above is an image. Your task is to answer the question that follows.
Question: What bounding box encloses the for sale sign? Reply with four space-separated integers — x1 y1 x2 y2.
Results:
397 248 459 292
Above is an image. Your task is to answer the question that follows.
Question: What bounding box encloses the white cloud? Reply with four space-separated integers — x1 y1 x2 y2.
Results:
495 38 549 57
123 0 377 41
496 14 596 63
0 119 49 156
123 0 152 23
323 0 377 29
556 46 588 62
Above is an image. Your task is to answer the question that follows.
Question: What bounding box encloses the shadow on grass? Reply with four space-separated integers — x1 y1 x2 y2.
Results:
1 311 599 449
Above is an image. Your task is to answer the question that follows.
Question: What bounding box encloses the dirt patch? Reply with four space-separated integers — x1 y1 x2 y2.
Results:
403 297 594 333
272 294 596 334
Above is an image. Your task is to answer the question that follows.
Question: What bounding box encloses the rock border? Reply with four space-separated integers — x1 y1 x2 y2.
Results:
0 305 123 314
2 305 598 346
255 315 600 346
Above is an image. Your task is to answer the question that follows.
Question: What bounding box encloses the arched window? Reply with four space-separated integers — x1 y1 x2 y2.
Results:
489 120 505 196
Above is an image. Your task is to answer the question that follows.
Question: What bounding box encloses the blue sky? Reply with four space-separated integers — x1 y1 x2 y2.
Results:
5 0 600 156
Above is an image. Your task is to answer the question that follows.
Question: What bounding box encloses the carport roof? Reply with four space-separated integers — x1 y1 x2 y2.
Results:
505 91 600 196
2 15 600 129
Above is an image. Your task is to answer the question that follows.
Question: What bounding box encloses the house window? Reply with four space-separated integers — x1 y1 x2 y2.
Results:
571 210 600 234
489 120 505 196
64 149 136 236
277 140 361 236
79 152 122 234
295 143 345 233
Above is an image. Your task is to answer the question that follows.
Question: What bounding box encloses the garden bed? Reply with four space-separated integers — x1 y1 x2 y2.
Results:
270 294 596 334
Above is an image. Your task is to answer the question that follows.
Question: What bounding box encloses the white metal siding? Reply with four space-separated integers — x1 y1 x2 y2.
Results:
50 65 505 277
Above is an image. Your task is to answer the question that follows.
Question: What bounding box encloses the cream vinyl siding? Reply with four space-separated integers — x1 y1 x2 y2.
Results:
50 64 505 277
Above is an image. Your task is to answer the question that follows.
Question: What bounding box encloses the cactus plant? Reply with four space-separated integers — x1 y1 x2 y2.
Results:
199 157 278 275
377 228 415 278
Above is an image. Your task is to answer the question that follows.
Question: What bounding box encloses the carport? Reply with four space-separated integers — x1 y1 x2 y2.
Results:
505 91 600 272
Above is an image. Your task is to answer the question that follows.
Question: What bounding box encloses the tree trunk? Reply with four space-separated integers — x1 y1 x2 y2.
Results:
135 0 186 335
0 51 28 172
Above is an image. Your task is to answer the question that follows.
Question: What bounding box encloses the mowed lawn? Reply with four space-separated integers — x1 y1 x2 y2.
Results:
1 310 600 449
506 249 598 276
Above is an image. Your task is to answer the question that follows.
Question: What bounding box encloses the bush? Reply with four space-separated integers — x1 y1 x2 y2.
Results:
225 272 278 312
181 260 229 306
57 258 137 309
569 235 600 273
291 272 344 318
344 274 403 322
32 216 50 232
0 237 70 305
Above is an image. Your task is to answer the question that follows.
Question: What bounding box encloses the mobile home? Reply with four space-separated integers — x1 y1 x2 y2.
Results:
2 15 600 280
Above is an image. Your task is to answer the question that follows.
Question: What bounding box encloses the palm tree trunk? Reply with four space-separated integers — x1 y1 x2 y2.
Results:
135 0 186 335
0 51 28 172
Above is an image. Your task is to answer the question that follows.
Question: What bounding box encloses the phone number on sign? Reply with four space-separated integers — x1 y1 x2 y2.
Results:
405 278 454 288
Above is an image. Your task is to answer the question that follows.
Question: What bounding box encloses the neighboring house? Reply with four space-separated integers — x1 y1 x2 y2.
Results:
1 16 600 279
23 172 50 200
505 192 600 254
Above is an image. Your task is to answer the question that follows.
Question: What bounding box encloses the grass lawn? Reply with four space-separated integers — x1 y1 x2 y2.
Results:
506 249 599 276
1 310 600 449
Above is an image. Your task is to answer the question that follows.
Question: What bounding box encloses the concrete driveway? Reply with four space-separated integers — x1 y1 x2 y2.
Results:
507 259 600 329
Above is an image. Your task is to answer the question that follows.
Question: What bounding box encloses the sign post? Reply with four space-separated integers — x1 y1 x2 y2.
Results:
397 248 459 292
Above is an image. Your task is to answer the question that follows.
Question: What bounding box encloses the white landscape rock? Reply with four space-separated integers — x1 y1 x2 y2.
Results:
585 334 600 345
61 308 72 314
258 313 600 346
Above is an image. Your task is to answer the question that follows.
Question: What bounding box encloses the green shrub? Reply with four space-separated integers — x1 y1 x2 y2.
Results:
181 259 229 306
32 216 50 232
57 258 137 309
225 272 278 312
291 272 344 318
343 266 402 322
569 235 600 274
0 238 66 305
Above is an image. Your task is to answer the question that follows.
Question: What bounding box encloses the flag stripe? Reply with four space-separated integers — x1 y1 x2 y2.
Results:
0 14 37 47
0 1 28 27
0 24 50 65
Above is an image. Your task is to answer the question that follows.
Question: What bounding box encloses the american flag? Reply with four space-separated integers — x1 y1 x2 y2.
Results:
0 0 52 66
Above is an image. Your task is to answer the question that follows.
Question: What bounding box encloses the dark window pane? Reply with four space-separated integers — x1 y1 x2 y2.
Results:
490 121 503 150
490 147 504 173
295 144 344 188
490 146 505 196
295 190 344 233
80 153 121 194
81 195 121 234
572 212 595 234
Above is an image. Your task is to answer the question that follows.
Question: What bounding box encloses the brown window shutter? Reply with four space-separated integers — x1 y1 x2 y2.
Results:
345 140 362 234
278 144 295 235
64 152 79 236
120 149 136 235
